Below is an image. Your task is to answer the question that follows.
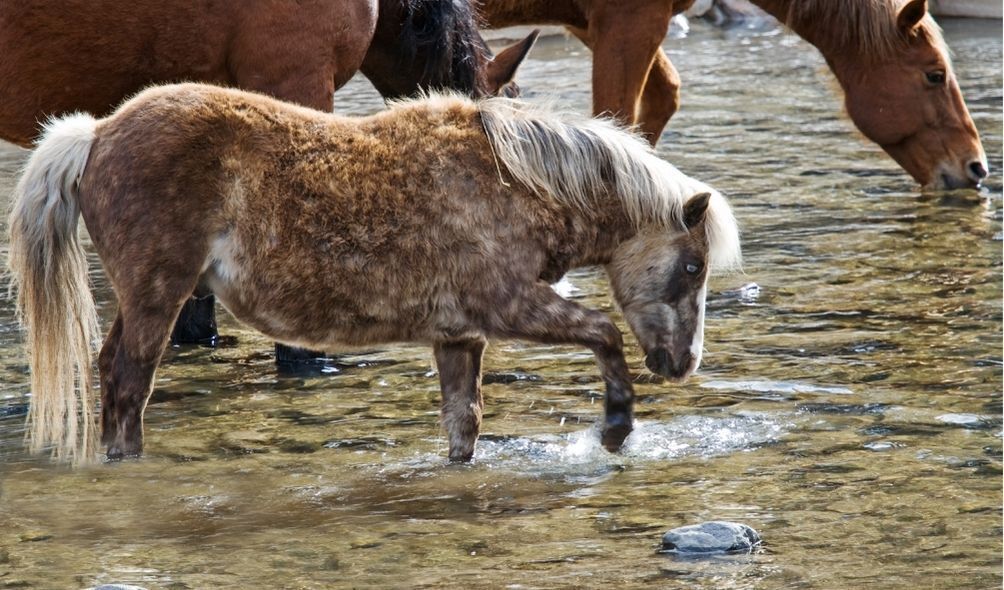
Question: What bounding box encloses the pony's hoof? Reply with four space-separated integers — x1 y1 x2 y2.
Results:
104 446 142 461
447 452 474 464
601 414 633 452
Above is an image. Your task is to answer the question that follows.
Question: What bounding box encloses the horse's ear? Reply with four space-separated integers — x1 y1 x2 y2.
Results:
484 30 539 95
683 192 711 230
897 0 927 32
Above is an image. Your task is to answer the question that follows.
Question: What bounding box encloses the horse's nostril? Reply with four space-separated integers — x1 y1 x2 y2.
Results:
968 160 988 181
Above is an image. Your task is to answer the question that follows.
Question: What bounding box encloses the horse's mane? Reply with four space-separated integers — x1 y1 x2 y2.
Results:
477 98 742 272
399 0 484 94
781 0 947 61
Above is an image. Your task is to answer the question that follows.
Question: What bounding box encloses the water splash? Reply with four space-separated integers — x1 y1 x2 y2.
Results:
471 413 787 473
700 379 852 396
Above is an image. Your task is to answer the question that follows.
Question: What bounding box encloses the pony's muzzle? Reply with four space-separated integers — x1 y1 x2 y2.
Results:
645 348 693 381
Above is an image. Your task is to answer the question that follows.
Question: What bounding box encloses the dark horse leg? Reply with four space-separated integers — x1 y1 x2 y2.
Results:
497 285 635 453
169 288 217 346
434 337 488 462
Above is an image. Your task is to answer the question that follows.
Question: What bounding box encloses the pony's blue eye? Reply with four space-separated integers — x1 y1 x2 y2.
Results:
926 71 946 85
685 263 701 275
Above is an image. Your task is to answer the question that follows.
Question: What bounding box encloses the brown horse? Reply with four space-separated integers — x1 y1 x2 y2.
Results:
0 0 537 361
0 0 536 146
479 0 988 190
7 83 741 464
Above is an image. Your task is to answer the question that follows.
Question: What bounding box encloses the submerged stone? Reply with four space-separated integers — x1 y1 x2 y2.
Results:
660 521 761 555
87 585 149 590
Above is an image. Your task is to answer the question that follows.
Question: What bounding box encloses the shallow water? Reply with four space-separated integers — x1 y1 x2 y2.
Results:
0 18 1001 590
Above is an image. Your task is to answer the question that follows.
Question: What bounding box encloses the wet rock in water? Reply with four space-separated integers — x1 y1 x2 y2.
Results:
660 521 761 555
687 0 772 26
482 371 542 385
19 531 53 543
218 430 274 454
86 585 149 590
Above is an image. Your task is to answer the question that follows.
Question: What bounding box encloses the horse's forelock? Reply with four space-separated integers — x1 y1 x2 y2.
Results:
704 191 742 274
399 0 485 94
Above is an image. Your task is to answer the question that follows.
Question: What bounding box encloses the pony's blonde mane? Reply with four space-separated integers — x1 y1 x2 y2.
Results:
782 0 948 61
477 98 741 272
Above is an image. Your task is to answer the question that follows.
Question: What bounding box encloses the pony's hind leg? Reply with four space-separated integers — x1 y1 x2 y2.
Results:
434 338 487 462
104 296 190 459
98 246 204 458
98 313 123 448
494 285 635 452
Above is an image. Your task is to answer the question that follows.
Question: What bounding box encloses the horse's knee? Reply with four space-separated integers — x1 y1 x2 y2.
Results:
589 315 624 354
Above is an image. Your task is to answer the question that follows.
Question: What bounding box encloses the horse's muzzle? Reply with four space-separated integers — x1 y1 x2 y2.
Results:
926 157 989 191
645 348 693 381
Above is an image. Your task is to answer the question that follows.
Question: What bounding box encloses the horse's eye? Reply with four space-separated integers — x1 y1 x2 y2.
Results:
925 71 946 85
685 263 701 275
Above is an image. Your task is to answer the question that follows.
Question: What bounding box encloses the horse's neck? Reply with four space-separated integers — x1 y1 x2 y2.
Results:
748 0 839 57
562 203 638 269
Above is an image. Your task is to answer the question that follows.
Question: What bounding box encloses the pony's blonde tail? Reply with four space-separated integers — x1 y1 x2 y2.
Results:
7 113 100 463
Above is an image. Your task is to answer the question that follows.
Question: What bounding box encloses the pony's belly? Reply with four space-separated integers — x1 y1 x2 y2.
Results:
202 267 447 350
202 236 483 347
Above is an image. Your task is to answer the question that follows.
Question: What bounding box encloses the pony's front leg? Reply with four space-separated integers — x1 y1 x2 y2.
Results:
434 338 488 462
496 286 635 452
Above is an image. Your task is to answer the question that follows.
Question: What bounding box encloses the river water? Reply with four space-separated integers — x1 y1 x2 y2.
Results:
0 18 1000 590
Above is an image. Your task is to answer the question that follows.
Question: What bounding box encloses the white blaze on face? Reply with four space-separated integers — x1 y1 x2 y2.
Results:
689 283 707 371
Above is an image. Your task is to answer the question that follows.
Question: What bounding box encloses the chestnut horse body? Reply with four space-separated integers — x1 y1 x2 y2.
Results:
6 84 741 463
479 0 987 189
0 0 535 146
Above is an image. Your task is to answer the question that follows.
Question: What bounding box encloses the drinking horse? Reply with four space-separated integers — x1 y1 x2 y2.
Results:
7 83 741 464
0 0 537 362
478 0 988 189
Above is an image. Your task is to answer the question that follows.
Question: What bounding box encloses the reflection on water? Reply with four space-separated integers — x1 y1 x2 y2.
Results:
0 18 1001 590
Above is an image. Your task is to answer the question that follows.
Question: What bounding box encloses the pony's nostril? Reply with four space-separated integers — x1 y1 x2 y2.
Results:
645 348 672 376
968 160 988 181
675 351 694 375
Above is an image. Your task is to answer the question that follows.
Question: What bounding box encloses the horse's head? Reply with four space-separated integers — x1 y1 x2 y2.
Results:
361 0 536 99
478 30 539 98
607 192 716 382
827 0 986 189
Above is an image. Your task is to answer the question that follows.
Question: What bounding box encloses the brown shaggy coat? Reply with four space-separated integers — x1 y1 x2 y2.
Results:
8 84 741 463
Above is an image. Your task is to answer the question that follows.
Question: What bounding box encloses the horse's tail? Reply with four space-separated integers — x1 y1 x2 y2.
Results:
7 113 100 463
399 0 482 94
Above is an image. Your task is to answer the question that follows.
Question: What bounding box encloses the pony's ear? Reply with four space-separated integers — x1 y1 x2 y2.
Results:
683 192 711 230
897 0 927 32
484 30 539 95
